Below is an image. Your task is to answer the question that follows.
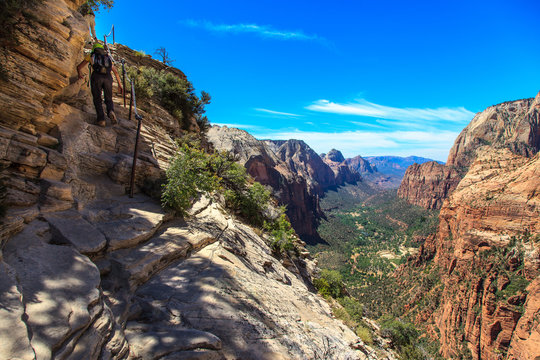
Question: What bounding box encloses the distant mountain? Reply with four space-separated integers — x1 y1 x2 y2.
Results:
365 156 443 178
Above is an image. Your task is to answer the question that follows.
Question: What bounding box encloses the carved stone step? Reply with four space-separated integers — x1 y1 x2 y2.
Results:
125 323 222 360
81 195 173 251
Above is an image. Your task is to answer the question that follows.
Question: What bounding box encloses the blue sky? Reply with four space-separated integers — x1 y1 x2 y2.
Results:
96 0 540 161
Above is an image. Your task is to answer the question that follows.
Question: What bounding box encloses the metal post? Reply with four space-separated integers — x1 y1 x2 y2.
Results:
129 115 142 198
129 80 143 198
128 82 133 120
121 59 126 107
112 25 115 44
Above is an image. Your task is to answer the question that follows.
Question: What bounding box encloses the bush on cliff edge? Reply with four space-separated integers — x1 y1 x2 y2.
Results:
126 66 211 131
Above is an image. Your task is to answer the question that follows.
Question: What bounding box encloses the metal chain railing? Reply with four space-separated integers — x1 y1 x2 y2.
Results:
102 29 144 198
103 24 115 45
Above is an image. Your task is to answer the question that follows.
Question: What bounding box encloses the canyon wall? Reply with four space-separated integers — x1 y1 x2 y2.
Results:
395 95 540 359
398 95 540 209
207 127 363 242
323 149 361 185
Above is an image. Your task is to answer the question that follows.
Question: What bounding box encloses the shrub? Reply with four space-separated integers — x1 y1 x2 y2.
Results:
83 0 114 12
265 213 296 255
314 269 345 298
161 144 220 214
125 66 211 130
338 296 364 322
126 66 158 101
355 325 373 345
162 142 271 224
380 318 418 350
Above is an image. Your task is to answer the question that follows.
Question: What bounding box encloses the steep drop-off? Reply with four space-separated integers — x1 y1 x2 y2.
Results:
395 143 540 358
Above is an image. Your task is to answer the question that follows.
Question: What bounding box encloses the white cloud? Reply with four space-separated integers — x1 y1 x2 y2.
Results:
250 129 459 161
254 108 303 117
212 122 261 130
306 99 475 123
180 19 323 42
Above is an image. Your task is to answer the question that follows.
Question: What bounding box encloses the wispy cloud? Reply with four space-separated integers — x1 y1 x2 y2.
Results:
254 108 303 118
212 122 261 130
306 99 474 122
250 129 459 161
180 19 324 42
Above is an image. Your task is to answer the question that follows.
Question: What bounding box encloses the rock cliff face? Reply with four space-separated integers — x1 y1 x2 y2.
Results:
345 155 375 175
323 149 361 186
398 94 540 209
0 2 368 359
0 0 88 129
397 149 540 359
206 126 323 241
207 127 363 242
397 161 462 209
276 139 337 193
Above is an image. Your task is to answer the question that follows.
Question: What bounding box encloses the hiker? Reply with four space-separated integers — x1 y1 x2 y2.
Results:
77 43 123 127
79 1 97 41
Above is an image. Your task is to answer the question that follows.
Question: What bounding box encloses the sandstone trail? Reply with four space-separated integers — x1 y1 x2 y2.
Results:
0 0 370 359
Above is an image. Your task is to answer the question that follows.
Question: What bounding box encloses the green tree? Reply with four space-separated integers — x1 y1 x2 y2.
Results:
380 318 419 350
161 144 220 214
84 0 114 12
313 269 345 298
265 213 296 254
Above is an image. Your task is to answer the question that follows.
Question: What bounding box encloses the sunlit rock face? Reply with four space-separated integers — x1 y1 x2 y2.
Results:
207 126 364 242
398 94 540 210
323 149 361 185
395 94 540 359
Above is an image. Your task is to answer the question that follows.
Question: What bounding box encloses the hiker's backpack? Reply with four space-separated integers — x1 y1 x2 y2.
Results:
91 48 112 75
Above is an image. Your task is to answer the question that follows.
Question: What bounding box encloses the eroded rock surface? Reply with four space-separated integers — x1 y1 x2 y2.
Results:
323 149 361 185
397 148 540 359
398 94 540 209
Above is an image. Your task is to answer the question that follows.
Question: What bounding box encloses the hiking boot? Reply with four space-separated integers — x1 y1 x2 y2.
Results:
108 111 117 124
97 119 106 127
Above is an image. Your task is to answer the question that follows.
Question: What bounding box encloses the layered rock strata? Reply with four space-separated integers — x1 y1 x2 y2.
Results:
397 161 461 209
398 148 540 359
398 94 540 209
207 127 362 242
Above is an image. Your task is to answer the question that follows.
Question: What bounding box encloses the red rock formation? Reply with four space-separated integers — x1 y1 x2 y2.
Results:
322 149 361 185
398 148 540 359
397 161 462 209
207 127 326 241
398 93 540 209
207 129 365 242
344 155 375 175
276 139 337 193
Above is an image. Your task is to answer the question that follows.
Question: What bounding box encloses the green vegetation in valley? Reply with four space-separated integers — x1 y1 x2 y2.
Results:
310 187 439 316
126 66 211 131
310 184 445 358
